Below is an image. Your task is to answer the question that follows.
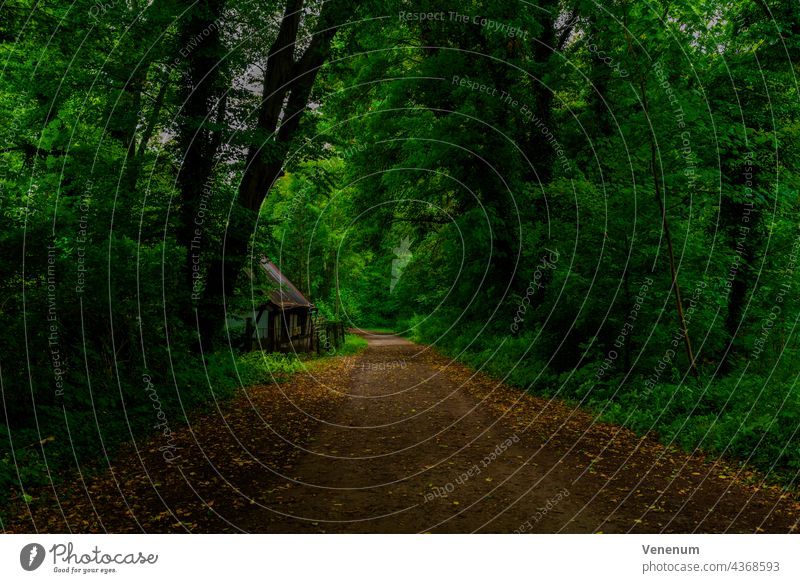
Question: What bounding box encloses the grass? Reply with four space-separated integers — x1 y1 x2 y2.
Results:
0 334 367 514
399 314 800 485
335 334 369 356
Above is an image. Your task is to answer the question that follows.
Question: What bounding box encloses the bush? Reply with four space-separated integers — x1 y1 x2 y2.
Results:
396 310 800 482
0 342 357 510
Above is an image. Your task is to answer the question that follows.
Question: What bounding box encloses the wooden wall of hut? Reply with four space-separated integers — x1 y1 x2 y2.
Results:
243 308 344 354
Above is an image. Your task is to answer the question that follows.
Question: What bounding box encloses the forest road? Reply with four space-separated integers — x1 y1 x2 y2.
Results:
6 332 798 533
239 332 799 533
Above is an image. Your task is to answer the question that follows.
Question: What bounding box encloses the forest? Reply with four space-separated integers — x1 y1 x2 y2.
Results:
1 0 800 533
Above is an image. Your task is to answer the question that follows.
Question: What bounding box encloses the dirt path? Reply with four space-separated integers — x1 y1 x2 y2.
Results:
5 333 799 533
242 333 799 533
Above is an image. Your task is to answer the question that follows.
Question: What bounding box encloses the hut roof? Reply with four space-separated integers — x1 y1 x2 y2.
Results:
258 257 312 309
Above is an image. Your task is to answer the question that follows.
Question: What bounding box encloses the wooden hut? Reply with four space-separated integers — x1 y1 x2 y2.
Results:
245 257 315 352
232 257 346 353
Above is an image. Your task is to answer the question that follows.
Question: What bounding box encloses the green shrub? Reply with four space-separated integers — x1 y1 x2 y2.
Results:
396 311 800 482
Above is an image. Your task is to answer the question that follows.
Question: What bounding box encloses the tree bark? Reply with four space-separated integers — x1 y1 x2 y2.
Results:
640 79 699 378
174 0 229 342
198 0 350 346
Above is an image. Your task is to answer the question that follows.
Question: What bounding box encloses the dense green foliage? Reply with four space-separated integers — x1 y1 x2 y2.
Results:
1 0 799 511
293 0 800 478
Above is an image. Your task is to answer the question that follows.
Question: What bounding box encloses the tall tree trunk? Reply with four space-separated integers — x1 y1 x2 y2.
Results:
174 0 228 343
524 1 558 185
137 70 169 159
123 69 170 191
640 79 699 378
720 160 759 373
199 0 350 346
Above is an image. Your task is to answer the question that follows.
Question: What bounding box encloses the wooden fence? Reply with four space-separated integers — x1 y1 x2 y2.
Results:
312 318 346 355
243 312 345 354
